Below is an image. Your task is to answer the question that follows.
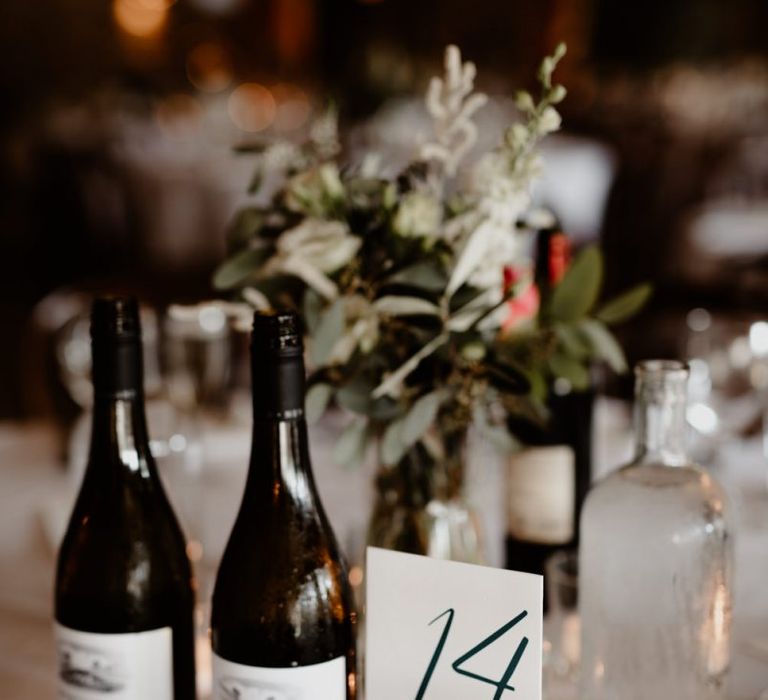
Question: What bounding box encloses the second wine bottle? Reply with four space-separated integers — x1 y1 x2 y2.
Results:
211 311 357 699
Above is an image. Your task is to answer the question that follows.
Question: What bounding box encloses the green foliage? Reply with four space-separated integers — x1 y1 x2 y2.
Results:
549 246 603 322
227 207 267 250
578 319 627 373
333 418 370 467
595 283 653 325
305 383 333 424
213 247 271 290
401 392 442 446
386 261 448 293
212 41 651 470
302 289 324 334
548 352 590 391
310 299 345 366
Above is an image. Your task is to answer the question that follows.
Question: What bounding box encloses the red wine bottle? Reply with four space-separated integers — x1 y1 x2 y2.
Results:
505 227 594 587
55 297 196 699
211 311 357 699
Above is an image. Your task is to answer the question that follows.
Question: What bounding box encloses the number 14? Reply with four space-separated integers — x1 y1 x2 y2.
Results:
415 608 530 699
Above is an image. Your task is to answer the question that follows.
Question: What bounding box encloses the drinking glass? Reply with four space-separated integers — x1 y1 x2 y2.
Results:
543 549 579 699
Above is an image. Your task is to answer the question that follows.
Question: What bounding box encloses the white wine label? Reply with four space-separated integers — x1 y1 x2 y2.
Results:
212 653 346 700
54 624 173 700
506 445 575 545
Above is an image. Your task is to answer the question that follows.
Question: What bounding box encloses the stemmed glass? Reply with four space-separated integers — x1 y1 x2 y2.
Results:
543 550 579 700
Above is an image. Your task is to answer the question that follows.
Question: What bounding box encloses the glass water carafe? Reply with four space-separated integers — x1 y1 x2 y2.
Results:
579 360 733 700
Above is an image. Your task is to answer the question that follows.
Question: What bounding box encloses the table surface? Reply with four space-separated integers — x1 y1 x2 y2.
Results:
1 407 767 699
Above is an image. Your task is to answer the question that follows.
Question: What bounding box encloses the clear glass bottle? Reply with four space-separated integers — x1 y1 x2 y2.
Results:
579 360 733 700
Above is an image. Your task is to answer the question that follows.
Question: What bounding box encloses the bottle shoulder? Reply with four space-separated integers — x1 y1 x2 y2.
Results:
212 502 352 618
591 459 726 493
56 466 192 600
582 460 731 530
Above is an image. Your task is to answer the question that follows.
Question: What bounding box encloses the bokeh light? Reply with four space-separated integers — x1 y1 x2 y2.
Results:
155 94 203 139
186 42 234 93
272 84 311 132
113 0 173 38
227 83 277 132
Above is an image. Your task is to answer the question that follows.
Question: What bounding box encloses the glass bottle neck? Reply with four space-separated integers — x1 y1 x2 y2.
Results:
88 392 154 477
245 338 314 502
634 380 688 467
88 337 154 477
244 417 316 503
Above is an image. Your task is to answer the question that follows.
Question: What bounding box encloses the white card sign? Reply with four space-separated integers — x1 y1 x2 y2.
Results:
365 547 542 700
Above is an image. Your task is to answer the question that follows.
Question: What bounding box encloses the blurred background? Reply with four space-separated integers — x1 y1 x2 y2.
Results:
2 0 768 422
3 2 768 695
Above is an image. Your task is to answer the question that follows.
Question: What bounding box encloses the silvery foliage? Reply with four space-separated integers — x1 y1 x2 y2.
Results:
215 44 608 468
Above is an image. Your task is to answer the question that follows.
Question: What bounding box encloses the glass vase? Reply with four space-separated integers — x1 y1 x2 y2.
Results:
367 426 485 564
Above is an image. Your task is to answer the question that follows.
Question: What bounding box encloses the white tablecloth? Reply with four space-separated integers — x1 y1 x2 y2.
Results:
1 403 767 699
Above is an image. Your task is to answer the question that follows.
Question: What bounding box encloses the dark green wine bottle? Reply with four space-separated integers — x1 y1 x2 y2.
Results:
55 297 196 699
211 311 357 700
505 226 594 608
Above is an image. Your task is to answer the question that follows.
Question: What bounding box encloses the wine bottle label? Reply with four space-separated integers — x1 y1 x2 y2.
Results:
54 624 173 700
505 445 575 545
212 652 346 700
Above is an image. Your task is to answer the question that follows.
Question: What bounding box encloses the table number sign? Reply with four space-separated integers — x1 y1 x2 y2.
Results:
365 547 543 699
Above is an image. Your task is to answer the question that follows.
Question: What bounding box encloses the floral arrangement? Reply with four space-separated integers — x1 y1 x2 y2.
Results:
214 44 650 469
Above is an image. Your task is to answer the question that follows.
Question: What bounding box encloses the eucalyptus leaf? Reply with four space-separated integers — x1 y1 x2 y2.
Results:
595 283 652 325
333 418 369 467
578 319 628 373
373 296 441 317
549 246 603 322
368 395 403 421
387 261 448 292
302 289 324 334
548 353 590 390
305 383 333 424
311 299 345 366
401 391 441 446
554 323 591 359
335 378 403 419
336 378 374 415
381 419 407 466
227 207 266 248
212 246 270 290
447 219 493 296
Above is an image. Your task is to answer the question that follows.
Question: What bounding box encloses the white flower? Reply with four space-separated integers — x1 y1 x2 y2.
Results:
393 192 443 239
515 90 535 113
445 149 532 295
261 141 301 172
538 106 562 135
284 163 344 217
506 123 530 150
264 219 361 300
310 109 340 159
447 215 525 296
420 45 488 177
329 294 380 363
278 219 359 272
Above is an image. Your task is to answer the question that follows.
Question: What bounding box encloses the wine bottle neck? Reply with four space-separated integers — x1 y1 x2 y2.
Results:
251 355 306 421
88 338 154 476
88 394 154 474
246 315 314 501
245 418 316 501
